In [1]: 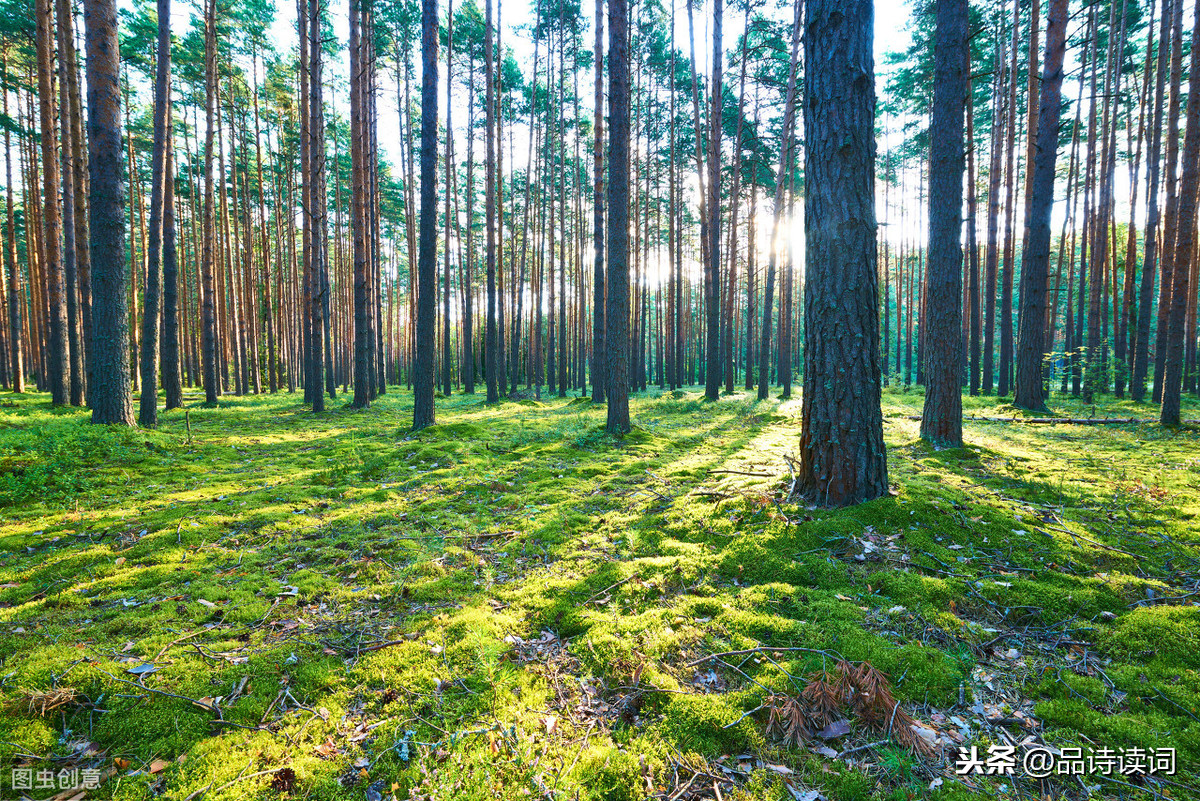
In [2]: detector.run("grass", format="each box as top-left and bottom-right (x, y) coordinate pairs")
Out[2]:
(0, 384), (1198, 800)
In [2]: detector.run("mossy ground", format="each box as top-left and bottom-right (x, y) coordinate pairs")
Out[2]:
(0, 385), (1198, 800)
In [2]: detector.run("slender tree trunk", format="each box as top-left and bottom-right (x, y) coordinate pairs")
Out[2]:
(484, 0), (498, 402)
(3, 55), (23, 393)
(36, 0), (68, 405)
(703, 0), (723, 402)
(1154, 0), (1184, 403)
(161, 132), (181, 409)
(199, 0), (219, 405)
(981, 16), (1005, 394)
(591, 0), (605, 402)
(757, 0), (801, 402)
(57, 0), (83, 406)
(351, 0), (371, 408)
(1161, 0), (1200, 425)
(997, 0), (1019, 396)
(966, 64), (981, 397)
(605, 0), (629, 433)
(413, 0), (439, 429)
(138, 0), (171, 425)
(1134, 0), (1171, 401)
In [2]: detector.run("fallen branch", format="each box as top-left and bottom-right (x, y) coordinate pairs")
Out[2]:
(687, 645), (844, 669)
(904, 415), (1200, 425)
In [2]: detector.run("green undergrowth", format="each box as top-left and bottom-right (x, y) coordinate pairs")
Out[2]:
(0, 385), (1198, 800)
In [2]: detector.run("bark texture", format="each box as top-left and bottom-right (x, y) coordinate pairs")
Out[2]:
(1014, 0), (1069, 411)
(921, 0), (967, 446)
(85, 0), (133, 424)
(797, 0), (888, 506)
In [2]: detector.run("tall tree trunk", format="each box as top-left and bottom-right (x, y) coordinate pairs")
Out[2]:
(36, 0), (68, 405)
(57, 0), (83, 406)
(1161, 0), (1200, 425)
(1154, 0), (1184, 403)
(605, 0), (629, 433)
(351, 0), (371, 408)
(442, 0), (453, 398)
(3, 54), (23, 394)
(1134, 0), (1170, 401)
(139, 0), (171, 425)
(84, 0), (133, 424)
(200, 0), (219, 405)
(920, 0), (967, 446)
(591, 0), (605, 402)
(798, 0), (888, 507)
(981, 14), (1005, 394)
(997, 0), (1019, 396)
(485, 0), (498, 402)
(757, 0), (801, 401)
(161, 133), (181, 409)
(966, 61), (981, 397)
(413, 0), (439, 429)
(703, 0), (723, 402)
(1014, 0), (1068, 411)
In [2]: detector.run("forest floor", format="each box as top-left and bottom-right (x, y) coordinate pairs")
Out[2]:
(0, 385), (1198, 801)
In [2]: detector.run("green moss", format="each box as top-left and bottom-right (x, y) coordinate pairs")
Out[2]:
(1105, 605), (1200, 667)
(574, 746), (648, 801)
(1, 388), (1198, 799)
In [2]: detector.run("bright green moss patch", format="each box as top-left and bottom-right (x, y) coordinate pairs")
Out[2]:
(1, 388), (1198, 799)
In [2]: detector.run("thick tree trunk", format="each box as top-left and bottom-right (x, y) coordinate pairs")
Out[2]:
(84, 0), (133, 424)
(798, 0), (888, 507)
(1014, 0), (1068, 411)
(920, 0), (967, 446)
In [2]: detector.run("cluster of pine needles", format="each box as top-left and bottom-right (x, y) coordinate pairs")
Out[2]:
(765, 661), (937, 757)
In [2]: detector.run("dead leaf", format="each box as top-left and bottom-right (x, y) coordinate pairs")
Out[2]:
(148, 760), (168, 774)
(816, 719), (851, 740)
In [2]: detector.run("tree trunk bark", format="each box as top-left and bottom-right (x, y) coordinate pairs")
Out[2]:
(1161, 0), (1200, 425)
(605, 0), (629, 433)
(920, 0), (967, 446)
(138, 0), (171, 425)
(84, 0), (133, 424)
(413, 0), (439, 429)
(798, 0), (888, 507)
(1014, 0), (1068, 411)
